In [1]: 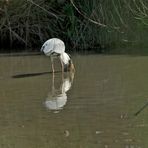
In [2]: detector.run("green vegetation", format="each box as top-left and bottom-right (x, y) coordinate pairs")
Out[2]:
(0, 0), (148, 53)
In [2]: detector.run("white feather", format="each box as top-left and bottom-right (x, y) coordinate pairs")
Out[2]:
(41, 38), (65, 56)
(60, 52), (70, 65)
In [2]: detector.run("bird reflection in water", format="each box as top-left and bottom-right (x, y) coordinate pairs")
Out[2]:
(44, 72), (75, 113)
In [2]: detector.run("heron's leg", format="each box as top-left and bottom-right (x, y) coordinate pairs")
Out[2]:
(51, 69), (55, 94)
(59, 57), (64, 81)
(51, 57), (55, 73)
(59, 57), (64, 73)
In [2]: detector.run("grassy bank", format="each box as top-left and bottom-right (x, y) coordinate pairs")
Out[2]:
(0, 0), (148, 53)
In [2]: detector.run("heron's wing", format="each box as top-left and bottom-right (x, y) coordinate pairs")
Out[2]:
(41, 38), (65, 56)
(52, 38), (65, 54)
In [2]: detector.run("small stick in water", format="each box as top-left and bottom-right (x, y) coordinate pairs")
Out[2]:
(134, 101), (148, 116)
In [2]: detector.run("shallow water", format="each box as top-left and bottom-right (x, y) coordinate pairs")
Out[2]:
(0, 54), (148, 148)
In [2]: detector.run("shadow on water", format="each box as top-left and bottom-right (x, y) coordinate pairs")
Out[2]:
(12, 71), (60, 78)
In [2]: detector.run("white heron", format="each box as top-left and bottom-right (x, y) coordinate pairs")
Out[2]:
(41, 38), (75, 73)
